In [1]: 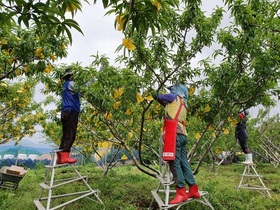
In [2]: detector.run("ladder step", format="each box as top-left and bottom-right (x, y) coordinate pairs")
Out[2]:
(39, 190), (93, 201)
(33, 199), (46, 210)
(39, 183), (50, 190)
(157, 189), (208, 197)
(151, 189), (168, 207)
(237, 186), (269, 190)
(39, 191), (98, 210)
(45, 163), (70, 168)
(242, 163), (255, 165)
(151, 189), (211, 209)
(39, 176), (88, 189)
(156, 175), (175, 185)
(241, 174), (260, 177)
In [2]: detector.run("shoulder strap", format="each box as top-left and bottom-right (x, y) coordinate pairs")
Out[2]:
(174, 98), (183, 120)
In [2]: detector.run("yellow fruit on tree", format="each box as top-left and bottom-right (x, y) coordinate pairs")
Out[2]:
(123, 38), (136, 51)
(104, 112), (112, 120)
(113, 87), (124, 99)
(136, 92), (144, 102)
(113, 101), (121, 109)
(204, 104), (211, 113)
(194, 132), (201, 140)
(189, 85), (195, 96)
(223, 128), (230, 134)
(125, 108), (133, 115)
(66, 3), (77, 12)
(144, 95), (154, 101)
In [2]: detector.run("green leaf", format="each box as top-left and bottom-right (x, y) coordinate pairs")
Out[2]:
(63, 19), (84, 35)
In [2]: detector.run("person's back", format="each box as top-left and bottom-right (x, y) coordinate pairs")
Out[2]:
(62, 80), (80, 113)
(235, 121), (248, 140)
(57, 68), (80, 164)
(235, 110), (252, 164)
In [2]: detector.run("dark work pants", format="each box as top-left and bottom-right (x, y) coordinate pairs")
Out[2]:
(169, 134), (196, 188)
(59, 110), (79, 152)
(238, 137), (250, 154)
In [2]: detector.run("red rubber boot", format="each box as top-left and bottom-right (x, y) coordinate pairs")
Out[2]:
(187, 184), (200, 199)
(56, 152), (77, 164)
(56, 151), (62, 164)
(170, 187), (188, 204)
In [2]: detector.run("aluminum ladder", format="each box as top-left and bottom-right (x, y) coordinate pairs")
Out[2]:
(236, 162), (271, 198)
(34, 150), (104, 210)
(148, 138), (214, 210)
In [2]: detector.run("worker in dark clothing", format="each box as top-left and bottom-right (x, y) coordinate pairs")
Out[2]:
(153, 84), (200, 204)
(57, 68), (80, 164)
(235, 110), (252, 164)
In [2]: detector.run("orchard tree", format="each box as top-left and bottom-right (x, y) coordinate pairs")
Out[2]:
(248, 110), (280, 167)
(1, 0), (279, 178)
(0, 0), (83, 144)
(40, 61), (163, 175)
(0, 0), (83, 43)
(188, 0), (280, 174)
(41, 0), (279, 177)
(0, 78), (44, 144)
(0, 24), (70, 145)
(0, 25), (69, 80)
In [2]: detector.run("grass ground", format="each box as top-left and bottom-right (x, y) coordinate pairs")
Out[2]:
(0, 163), (279, 210)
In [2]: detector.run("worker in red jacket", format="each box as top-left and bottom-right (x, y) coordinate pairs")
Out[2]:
(235, 110), (253, 164)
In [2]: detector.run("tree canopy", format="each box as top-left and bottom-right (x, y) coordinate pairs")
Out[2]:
(1, 0), (279, 177)
(0, 0), (84, 43)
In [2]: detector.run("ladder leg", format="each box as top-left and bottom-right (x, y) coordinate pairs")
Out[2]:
(46, 151), (58, 210)
(238, 165), (247, 187)
(151, 137), (214, 209)
(151, 160), (214, 209)
(246, 165), (251, 186)
(34, 150), (104, 210)
(164, 164), (171, 206)
(201, 195), (215, 210)
(237, 164), (271, 198)
(251, 165), (272, 198)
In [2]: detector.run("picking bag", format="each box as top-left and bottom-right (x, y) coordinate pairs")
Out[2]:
(162, 119), (178, 160)
(162, 98), (183, 161)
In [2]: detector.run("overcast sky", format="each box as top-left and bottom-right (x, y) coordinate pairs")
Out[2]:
(59, 2), (124, 66)
(58, 0), (228, 66)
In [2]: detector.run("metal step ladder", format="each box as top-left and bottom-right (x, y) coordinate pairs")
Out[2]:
(149, 138), (214, 210)
(236, 163), (271, 198)
(34, 150), (104, 210)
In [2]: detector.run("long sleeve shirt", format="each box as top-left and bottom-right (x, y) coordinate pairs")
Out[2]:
(62, 80), (81, 113)
(235, 120), (248, 141)
(157, 93), (187, 135)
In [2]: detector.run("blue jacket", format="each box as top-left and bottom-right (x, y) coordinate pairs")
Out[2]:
(62, 80), (80, 113)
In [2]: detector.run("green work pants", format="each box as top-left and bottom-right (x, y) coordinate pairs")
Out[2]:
(169, 134), (196, 188)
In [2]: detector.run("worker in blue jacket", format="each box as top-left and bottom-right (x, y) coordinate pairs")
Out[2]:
(57, 68), (80, 164)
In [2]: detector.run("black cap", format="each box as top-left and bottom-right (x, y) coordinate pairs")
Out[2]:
(62, 68), (73, 80)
